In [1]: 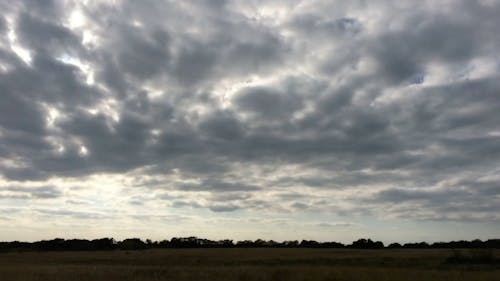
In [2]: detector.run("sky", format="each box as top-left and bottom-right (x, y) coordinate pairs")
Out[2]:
(0, 0), (500, 244)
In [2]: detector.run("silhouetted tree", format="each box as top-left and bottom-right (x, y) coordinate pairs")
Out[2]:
(402, 242), (429, 249)
(300, 240), (320, 248)
(235, 240), (254, 247)
(387, 243), (402, 249)
(322, 241), (345, 248)
(1, 237), (500, 251)
(282, 240), (299, 247)
(349, 238), (384, 249)
(118, 238), (146, 250)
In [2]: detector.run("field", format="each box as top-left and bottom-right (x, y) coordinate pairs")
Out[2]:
(0, 248), (499, 281)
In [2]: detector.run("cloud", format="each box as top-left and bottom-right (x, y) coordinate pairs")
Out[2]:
(16, 12), (81, 56)
(209, 204), (241, 213)
(315, 222), (356, 228)
(0, 185), (62, 199)
(365, 176), (500, 221)
(198, 110), (245, 140)
(171, 200), (203, 209)
(233, 85), (304, 119)
(0, 16), (5, 33)
(178, 179), (261, 192)
(35, 208), (108, 220)
(0, 0), (499, 233)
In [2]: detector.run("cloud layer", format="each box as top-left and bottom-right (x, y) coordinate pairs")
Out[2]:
(0, 0), (499, 242)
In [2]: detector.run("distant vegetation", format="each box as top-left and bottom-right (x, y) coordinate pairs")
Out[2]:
(1, 237), (500, 252)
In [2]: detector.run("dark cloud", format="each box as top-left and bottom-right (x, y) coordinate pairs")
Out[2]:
(198, 110), (245, 140)
(114, 26), (170, 80)
(221, 31), (287, 76)
(0, 92), (47, 134)
(18, 0), (65, 20)
(233, 86), (303, 119)
(172, 42), (217, 85)
(16, 12), (81, 56)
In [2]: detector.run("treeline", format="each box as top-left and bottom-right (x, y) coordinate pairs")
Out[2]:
(1, 237), (500, 252)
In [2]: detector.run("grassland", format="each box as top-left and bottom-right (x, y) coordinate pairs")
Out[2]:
(0, 248), (499, 280)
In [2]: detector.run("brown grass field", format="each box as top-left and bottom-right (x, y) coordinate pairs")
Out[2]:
(0, 248), (499, 280)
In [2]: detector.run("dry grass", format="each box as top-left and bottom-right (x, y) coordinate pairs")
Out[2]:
(0, 248), (499, 280)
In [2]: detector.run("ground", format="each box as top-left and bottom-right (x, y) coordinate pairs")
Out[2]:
(0, 248), (499, 280)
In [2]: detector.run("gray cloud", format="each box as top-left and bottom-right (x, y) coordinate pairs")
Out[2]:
(289, 15), (362, 38)
(116, 28), (170, 80)
(209, 204), (241, 212)
(0, 0), (499, 226)
(35, 208), (109, 220)
(199, 110), (245, 140)
(0, 16), (5, 33)
(179, 179), (261, 192)
(16, 12), (81, 56)
(315, 222), (355, 228)
(171, 200), (203, 209)
(0, 185), (62, 199)
(233, 85), (304, 119)
(373, 188), (471, 204)
(365, 176), (500, 221)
